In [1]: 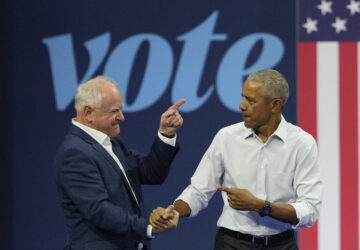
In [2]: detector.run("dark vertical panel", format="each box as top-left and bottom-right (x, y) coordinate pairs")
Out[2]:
(0, 0), (13, 249)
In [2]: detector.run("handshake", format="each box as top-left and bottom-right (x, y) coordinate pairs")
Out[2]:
(149, 205), (180, 236)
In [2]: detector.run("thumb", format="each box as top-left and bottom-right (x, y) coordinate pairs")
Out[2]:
(163, 205), (174, 219)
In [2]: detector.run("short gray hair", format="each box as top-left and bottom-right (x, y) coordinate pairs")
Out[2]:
(74, 75), (118, 112)
(247, 69), (289, 105)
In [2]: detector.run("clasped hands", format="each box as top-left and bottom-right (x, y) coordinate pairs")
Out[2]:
(149, 205), (179, 236)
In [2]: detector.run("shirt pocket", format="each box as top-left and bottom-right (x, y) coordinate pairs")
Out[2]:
(267, 170), (294, 203)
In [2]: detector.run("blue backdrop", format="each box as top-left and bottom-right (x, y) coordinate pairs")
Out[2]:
(1, 1), (296, 249)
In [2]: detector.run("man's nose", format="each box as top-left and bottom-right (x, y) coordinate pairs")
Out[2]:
(117, 111), (125, 121)
(239, 100), (246, 111)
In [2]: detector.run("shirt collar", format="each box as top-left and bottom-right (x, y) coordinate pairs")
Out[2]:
(272, 115), (287, 142)
(243, 115), (287, 143)
(72, 119), (111, 146)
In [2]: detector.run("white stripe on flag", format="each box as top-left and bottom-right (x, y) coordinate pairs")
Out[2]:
(317, 42), (340, 250)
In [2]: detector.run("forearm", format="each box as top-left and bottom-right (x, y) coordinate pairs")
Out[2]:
(253, 199), (298, 225)
(270, 203), (299, 225)
(174, 200), (191, 217)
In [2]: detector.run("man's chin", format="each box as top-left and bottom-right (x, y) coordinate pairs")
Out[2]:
(244, 121), (254, 129)
(110, 127), (120, 138)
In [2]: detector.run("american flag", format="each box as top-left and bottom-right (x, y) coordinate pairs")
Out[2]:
(298, 0), (360, 250)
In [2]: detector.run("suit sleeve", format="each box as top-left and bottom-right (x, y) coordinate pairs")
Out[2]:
(56, 147), (148, 241)
(118, 136), (180, 185)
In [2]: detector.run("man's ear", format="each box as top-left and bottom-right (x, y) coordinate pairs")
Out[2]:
(83, 106), (94, 123)
(271, 98), (283, 112)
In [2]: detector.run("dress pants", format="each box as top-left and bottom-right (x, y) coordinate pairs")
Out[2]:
(214, 228), (298, 250)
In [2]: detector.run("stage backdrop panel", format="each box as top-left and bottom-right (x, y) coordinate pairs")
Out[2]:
(3, 1), (297, 249)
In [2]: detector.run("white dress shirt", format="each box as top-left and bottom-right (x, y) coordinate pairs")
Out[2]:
(176, 116), (322, 236)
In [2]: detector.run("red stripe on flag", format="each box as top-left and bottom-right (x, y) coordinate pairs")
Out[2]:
(297, 42), (318, 250)
(339, 42), (359, 250)
(298, 43), (317, 139)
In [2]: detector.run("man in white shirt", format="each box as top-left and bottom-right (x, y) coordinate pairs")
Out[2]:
(54, 76), (184, 250)
(150, 69), (322, 250)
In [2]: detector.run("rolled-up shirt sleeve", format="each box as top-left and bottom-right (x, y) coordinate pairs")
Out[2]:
(291, 139), (322, 229)
(176, 185), (211, 217)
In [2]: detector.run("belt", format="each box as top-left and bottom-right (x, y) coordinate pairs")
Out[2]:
(219, 227), (294, 247)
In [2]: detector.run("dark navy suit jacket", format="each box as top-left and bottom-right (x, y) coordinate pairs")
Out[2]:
(54, 124), (179, 250)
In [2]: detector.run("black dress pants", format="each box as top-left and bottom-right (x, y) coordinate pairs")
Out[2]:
(214, 228), (298, 250)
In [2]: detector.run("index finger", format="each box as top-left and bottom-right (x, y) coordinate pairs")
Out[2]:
(169, 99), (186, 110)
(217, 186), (232, 193)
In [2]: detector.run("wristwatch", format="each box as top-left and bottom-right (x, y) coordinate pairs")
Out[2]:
(259, 200), (272, 217)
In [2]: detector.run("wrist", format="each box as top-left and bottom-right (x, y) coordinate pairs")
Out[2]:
(259, 200), (272, 217)
(159, 131), (175, 138)
(253, 199), (265, 213)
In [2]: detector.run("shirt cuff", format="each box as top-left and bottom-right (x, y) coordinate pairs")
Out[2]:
(147, 224), (155, 239)
(290, 202), (312, 229)
(158, 131), (176, 147)
(175, 191), (200, 217)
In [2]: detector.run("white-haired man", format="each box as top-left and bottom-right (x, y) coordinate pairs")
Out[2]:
(54, 76), (185, 250)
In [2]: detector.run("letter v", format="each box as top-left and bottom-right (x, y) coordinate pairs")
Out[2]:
(42, 32), (110, 111)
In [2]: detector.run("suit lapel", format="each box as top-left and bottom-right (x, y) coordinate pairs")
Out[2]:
(93, 142), (140, 208)
(110, 139), (140, 202)
(69, 125), (140, 209)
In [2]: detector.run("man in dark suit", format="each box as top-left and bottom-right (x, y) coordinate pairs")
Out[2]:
(54, 75), (185, 250)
